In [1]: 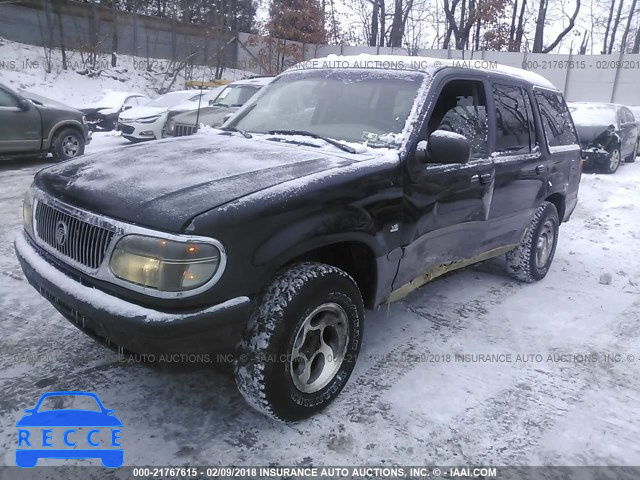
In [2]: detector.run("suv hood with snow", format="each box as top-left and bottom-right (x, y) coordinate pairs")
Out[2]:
(35, 132), (377, 232)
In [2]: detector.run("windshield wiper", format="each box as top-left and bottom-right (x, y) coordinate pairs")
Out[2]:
(219, 126), (252, 138)
(267, 129), (356, 154)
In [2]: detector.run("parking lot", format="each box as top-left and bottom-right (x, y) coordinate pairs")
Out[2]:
(0, 135), (639, 471)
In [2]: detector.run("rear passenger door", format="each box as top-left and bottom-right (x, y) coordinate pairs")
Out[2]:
(533, 88), (581, 222)
(486, 82), (546, 248)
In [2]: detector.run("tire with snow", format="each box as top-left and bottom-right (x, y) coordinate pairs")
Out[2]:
(506, 201), (559, 283)
(602, 147), (621, 174)
(235, 262), (364, 421)
(51, 127), (85, 162)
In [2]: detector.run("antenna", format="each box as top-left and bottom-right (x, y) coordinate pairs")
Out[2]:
(194, 64), (206, 132)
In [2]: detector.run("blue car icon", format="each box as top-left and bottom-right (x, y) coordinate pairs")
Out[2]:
(16, 391), (123, 468)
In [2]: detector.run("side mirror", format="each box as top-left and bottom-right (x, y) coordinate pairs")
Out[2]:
(17, 98), (31, 111)
(122, 105), (133, 111)
(416, 130), (471, 164)
(222, 113), (233, 124)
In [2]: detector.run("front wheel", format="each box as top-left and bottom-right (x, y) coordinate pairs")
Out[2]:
(506, 201), (559, 283)
(51, 128), (85, 162)
(602, 147), (621, 173)
(235, 262), (364, 421)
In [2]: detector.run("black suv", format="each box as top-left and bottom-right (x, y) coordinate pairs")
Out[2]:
(0, 83), (90, 161)
(16, 58), (581, 421)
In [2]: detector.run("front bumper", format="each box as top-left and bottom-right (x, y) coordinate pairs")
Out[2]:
(15, 233), (250, 357)
(117, 117), (165, 140)
(581, 147), (609, 168)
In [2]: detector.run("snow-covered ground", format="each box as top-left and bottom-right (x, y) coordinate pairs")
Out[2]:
(0, 38), (250, 106)
(0, 132), (639, 474)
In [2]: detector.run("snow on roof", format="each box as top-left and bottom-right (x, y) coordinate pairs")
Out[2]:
(287, 54), (558, 90)
(80, 90), (143, 108)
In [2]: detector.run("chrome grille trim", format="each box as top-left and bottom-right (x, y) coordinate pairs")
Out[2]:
(34, 195), (117, 274)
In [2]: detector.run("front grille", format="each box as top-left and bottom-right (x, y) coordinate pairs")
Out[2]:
(118, 122), (134, 134)
(175, 124), (197, 137)
(35, 201), (115, 270)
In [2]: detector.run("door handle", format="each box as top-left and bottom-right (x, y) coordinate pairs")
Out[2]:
(471, 173), (492, 185)
(535, 164), (546, 175)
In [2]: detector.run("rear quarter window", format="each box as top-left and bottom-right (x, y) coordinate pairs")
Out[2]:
(534, 90), (578, 148)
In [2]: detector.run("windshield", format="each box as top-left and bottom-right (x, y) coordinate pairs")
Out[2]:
(569, 104), (616, 126)
(211, 85), (260, 107)
(147, 92), (194, 108)
(231, 69), (426, 146)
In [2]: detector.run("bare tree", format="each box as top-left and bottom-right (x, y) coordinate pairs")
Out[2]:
(532, 0), (581, 53)
(620, 0), (638, 51)
(603, 0), (616, 52)
(388, 0), (415, 47)
(607, 0), (625, 53)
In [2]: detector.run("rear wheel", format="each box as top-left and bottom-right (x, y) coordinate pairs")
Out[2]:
(602, 147), (621, 173)
(506, 201), (559, 283)
(51, 127), (85, 162)
(235, 262), (364, 421)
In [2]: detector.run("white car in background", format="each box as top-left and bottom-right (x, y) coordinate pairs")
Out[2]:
(169, 87), (225, 115)
(117, 90), (200, 142)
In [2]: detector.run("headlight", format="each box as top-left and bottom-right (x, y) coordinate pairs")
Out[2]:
(137, 115), (161, 124)
(23, 188), (34, 237)
(166, 121), (175, 133)
(82, 115), (88, 125)
(109, 235), (223, 292)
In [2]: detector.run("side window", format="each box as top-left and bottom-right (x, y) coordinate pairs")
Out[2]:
(0, 87), (19, 107)
(427, 79), (488, 159)
(534, 90), (578, 147)
(492, 83), (532, 154)
(621, 107), (633, 123)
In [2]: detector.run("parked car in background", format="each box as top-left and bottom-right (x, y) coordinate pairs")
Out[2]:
(0, 82), (90, 161)
(163, 87), (224, 130)
(79, 91), (150, 132)
(17, 57), (581, 421)
(568, 102), (639, 173)
(117, 90), (199, 142)
(165, 77), (272, 137)
(168, 87), (225, 115)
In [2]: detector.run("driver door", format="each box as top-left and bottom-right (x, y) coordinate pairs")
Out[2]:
(0, 86), (41, 154)
(394, 76), (496, 289)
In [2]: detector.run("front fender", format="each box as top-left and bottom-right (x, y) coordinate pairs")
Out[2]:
(253, 206), (383, 266)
